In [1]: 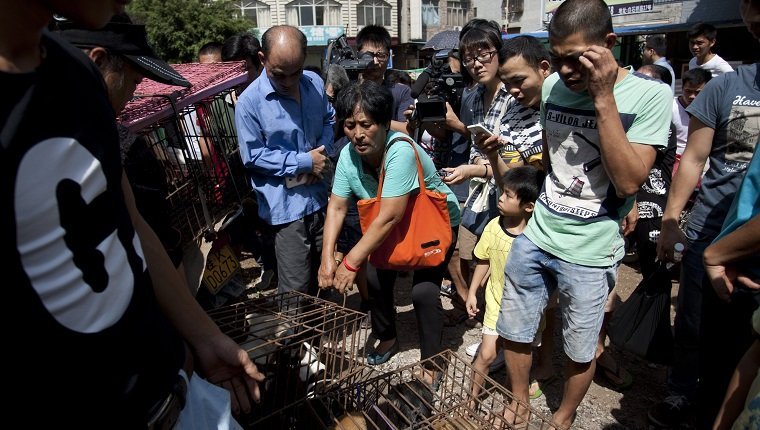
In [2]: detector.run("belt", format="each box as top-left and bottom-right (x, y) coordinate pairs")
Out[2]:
(147, 344), (194, 430)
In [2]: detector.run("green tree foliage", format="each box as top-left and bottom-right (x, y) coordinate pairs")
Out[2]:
(128, 0), (251, 63)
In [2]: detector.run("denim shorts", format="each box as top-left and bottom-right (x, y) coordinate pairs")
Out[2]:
(496, 235), (616, 363)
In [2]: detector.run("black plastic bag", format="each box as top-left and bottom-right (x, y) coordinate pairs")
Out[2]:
(608, 263), (674, 364)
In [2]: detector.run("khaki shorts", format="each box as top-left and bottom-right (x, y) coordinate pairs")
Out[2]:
(457, 224), (478, 261)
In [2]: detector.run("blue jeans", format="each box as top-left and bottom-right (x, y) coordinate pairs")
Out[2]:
(668, 229), (711, 400)
(496, 235), (616, 363)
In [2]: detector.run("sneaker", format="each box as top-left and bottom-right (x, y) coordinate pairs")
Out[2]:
(648, 395), (691, 428)
(466, 342), (480, 357)
(465, 343), (504, 372)
(440, 281), (455, 297)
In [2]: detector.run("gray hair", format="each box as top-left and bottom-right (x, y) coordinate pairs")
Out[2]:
(325, 64), (349, 95)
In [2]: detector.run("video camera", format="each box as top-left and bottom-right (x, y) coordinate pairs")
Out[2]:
(411, 49), (464, 123)
(323, 34), (375, 79)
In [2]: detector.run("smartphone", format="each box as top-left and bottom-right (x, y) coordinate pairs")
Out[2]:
(467, 123), (494, 137)
(438, 169), (452, 178)
(286, 174), (309, 189)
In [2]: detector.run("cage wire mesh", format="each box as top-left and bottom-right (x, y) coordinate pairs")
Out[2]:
(269, 350), (558, 430)
(206, 291), (370, 428)
(118, 62), (250, 245)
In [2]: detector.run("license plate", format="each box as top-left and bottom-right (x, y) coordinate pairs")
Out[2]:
(202, 245), (240, 295)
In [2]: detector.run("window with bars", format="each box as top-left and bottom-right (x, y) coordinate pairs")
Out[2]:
(357, 0), (392, 27)
(446, 1), (468, 27)
(286, 0), (341, 26)
(233, 1), (270, 27)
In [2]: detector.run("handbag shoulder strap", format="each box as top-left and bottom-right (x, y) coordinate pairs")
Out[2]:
(376, 136), (426, 199)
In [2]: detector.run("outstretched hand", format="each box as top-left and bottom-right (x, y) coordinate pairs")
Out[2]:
(194, 333), (266, 416)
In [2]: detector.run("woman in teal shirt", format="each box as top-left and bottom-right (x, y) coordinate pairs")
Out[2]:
(318, 81), (460, 382)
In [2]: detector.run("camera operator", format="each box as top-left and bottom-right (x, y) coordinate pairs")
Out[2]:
(410, 48), (466, 169)
(354, 25), (415, 133)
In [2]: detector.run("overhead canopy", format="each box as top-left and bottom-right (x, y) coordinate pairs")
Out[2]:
(505, 19), (745, 40)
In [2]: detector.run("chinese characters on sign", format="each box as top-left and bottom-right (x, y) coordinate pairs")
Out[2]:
(544, 0), (654, 22)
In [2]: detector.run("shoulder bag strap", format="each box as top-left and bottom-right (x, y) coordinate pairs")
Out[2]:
(375, 136), (425, 199)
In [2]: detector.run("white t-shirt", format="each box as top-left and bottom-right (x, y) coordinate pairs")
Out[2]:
(672, 96), (690, 156)
(688, 54), (734, 77)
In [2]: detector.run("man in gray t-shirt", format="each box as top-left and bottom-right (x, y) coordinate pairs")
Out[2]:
(652, 58), (759, 430)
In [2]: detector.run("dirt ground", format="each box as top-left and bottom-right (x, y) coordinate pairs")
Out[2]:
(237, 255), (677, 429)
(331, 259), (676, 430)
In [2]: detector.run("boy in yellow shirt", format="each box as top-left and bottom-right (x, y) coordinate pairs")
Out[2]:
(466, 166), (545, 401)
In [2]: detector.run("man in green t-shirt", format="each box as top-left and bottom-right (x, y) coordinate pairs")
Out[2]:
(494, 0), (671, 427)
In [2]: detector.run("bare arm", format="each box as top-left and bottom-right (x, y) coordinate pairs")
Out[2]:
(122, 173), (265, 411)
(318, 194), (349, 290)
(703, 214), (760, 301)
(581, 46), (658, 197)
(657, 118), (713, 260)
(466, 261), (490, 317)
(332, 194), (410, 292)
(712, 340), (760, 430)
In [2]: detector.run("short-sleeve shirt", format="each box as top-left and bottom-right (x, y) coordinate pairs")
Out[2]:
(527, 69), (672, 266)
(3, 33), (184, 426)
(688, 54), (734, 78)
(497, 98), (543, 168)
(685, 63), (760, 240)
(332, 131), (461, 226)
(473, 217), (518, 330)
(637, 123), (677, 219)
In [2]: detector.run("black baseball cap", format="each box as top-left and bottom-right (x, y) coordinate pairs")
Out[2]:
(57, 15), (191, 87)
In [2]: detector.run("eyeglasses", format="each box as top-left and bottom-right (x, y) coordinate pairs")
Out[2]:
(462, 50), (497, 67)
(361, 50), (389, 61)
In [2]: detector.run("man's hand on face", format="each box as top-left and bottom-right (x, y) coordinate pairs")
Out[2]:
(578, 45), (619, 99)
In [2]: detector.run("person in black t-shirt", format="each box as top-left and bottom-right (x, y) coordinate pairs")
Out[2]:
(2, 1), (264, 427)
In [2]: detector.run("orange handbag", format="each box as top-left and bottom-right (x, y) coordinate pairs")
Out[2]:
(357, 137), (452, 271)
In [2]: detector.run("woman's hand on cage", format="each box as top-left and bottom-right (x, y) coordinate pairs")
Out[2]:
(333, 262), (357, 294)
(318, 257), (338, 290)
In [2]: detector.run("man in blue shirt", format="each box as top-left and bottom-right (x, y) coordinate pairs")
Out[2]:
(235, 25), (335, 294)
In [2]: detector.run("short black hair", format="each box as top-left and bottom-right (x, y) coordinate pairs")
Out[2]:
(501, 166), (545, 205)
(688, 22), (718, 41)
(198, 41), (223, 58)
(644, 35), (667, 57)
(548, 0), (612, 45)
(260, 25), (307, 57)
(222, 32), (261, 62)
(335, 80), (394, 128)
(681, 67), (712, 87)
(356, 25), (392, 52)
(459, 21), (502, 59)
(498, 35), (550, 68)
(325, 64), (349, 96)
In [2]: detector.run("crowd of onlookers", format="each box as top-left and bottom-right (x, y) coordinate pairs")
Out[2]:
(5, 0), (758, 428)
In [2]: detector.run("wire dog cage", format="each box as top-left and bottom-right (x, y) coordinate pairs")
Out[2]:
(118, 62), (250, 246)
(206, 291), (370, 428)
(271, 349), (558, 430)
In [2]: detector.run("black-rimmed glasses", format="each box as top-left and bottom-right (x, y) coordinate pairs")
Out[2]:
(360, 50), (390, 61)
(462, 50), (497, 67)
